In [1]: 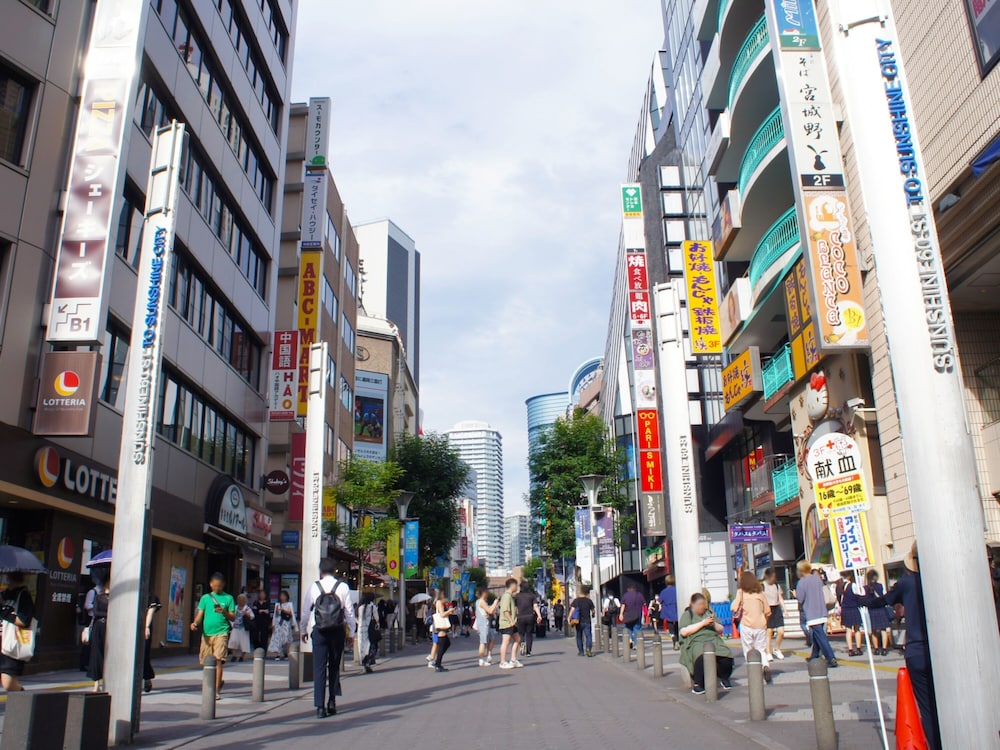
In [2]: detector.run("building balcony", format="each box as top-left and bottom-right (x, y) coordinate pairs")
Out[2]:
(762, 343), (794, 401)
(750, 454), (793, 510)
(729, 16), (769, 110)
(772, 458), (800, 510)
(748, 206), (800, 299)
(693, 0), (721, 40)
(739, 106), (783, 198)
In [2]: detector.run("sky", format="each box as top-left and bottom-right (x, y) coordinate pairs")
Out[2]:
(290, 2), (664, 516)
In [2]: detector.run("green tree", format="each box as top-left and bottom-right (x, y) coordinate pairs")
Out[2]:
(528, 409), (629, 560)
(521, 557), (543, 585)
(392, 432), (471, 569)
(467, 566), (488, 591)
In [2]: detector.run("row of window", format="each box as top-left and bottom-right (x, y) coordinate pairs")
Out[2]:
(167, 248), (263, 389)
(322, 275), (338, 321)
(325, 211), (342, 262)
(0, 62), (33, 166)
(214, 0), (281, 131)
(340, 376), (353, 412)
(152, 0), (276, 210)
(341, 314), (355, 355)
(253, 0), (289, 62)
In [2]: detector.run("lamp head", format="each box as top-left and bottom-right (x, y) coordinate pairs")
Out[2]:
(578, 474), (607, 503)
(395, 490), (415, 520)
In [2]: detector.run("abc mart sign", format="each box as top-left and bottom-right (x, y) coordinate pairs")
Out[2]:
(34, 445), (117, 505)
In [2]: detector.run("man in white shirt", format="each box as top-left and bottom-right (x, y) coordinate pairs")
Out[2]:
(302, 558), (356, 719)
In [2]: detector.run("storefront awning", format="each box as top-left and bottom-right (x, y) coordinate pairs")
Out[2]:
(203, 524), (270, 556)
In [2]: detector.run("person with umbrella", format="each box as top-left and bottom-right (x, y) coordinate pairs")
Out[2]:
(85, 550), (112, 692)
(0, 545), (45, 692)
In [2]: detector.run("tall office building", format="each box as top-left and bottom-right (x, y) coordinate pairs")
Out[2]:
(504, 514), (532, 569)
(353, 219), (421, 386)
(525, 392), (569, 455)
(0, 0), (294, 668)
(446, 421), (504, 570)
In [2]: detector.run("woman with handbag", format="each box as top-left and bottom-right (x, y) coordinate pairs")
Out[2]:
(228, 593), (254, 662)
(733, 571), (773, 683)
(0, 573), (35, 692)
(431, 590), (455, 672)
(267, 590), (297, 660)
(86, 569), (111, 692)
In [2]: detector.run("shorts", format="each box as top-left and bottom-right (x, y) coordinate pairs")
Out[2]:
(766, 608), (785, 629)
(200, 633), (229, 664)
(478, 624), (496, 645)
(432, 632), (439, 644)
(499, 626), (516, 636)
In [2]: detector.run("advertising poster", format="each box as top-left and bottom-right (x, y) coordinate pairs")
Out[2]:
(574, 508), (592, 582)
(597, 516), (616, 564)
(631, 328), (655, 370)
(403, 521), (420, 580)
(681, 241), (722, 354)
(167, 566), (186, 643)
(829, 512), (873, 570)
(386, 527), (400, 580)
(807, 431), (871, 517)
(354, 371), (389, 462)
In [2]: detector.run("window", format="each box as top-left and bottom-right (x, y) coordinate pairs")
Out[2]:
(0, 63), (34, 165)
(664, 219), (686, 243)
(344, 258), (357, 298)
(325, 212), (341, 261)
(214, 0), (283, 128)
(325, 423), (334, 456)
(340, 375), (353, 411)
(662, 192), (684, 216)
(99, 322), (130, 409)
(114, 190), (145, 268)
(659, 165), (681, 188)
(341, 314), (355, 355)
(326, 353), (336, 390)
(321, 276), (338, 320)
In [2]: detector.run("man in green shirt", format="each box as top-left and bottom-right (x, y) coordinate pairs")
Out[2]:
(191, 572), (235, 700)
(497, 578), (522, 669)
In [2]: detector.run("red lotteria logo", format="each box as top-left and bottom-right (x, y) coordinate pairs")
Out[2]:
(36, 447), (60, 488)
(53, 371), (81, 397)
(56, 537), (75, 569)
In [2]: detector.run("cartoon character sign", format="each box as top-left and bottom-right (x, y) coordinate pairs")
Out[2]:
(805, 371), (829, 421)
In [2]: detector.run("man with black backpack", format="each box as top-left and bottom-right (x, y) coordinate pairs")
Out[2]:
(302, 558), (356, 719)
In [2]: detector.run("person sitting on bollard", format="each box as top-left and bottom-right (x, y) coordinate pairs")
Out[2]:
(191, 572), (236, 701)
(733, 571), (773, 683)
(679, 593), (734, 694)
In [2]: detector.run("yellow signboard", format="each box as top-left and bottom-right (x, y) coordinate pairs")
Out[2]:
(296, 250), (323, 416)
(722, 347), (762, 412)
(784, 258), (822, 380)
(386, 527), (400, 580)
(682, 240), (722, 354)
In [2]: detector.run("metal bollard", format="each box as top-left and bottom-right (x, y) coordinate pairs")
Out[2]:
(653, 634), (664, 677)
(612, 628), (620, 658)
(252, 648), (265, 703)
(637, 632), (646, 671)
(200, 655), (216, 720)
(746, 648), (766, 721)
(388, 627), (396, 653)
(703, 641), (718, 702)
(808, 659), (837, 750)
(622, 631), (632, 664)
(288, 641), (300, 690)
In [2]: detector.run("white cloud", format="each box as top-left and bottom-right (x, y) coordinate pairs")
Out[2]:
(291, 1), (663, 516)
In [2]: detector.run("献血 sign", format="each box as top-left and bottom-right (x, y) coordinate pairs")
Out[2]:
(806, 432), (871, 517)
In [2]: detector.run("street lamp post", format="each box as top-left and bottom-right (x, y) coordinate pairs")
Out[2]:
(579, 474), (607, 647)
(394, 491), (415, 647)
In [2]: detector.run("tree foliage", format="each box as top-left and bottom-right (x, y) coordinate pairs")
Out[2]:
(528, 409), (629, 560)
(323, 458), (404, 563)
(392, 432), (471, 569)
(467, 566), (488, 591)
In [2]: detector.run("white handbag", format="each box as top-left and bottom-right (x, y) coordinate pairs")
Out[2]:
(2, 592), (36, 661)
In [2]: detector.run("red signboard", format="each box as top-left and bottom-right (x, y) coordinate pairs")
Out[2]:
(289, 432), (306, 521)
(628, 291), (651, 326)
(269, 330), (299, 421)
(639, 450), (664, 493)
(625, 252), (649, 291)
(636, 409), (661, 451)
(460, 537), (468, 559)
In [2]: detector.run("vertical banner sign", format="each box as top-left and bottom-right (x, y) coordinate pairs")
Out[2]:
(166, 566), (186, 643)
(306, 97), (331, 167)
(33, 351), (100, 436)
(828, 511), (873, 570)
(300, 167), (327, 250)
(386, 530), (400, 580)
(300, 343), (327, 651)
(105, 122), (185, 743)
(269, 331), (298, 421)
(766, 0), (868, 357)
(403, 521), (420, 579)
(354, 371), (389, 461)
(47, 0), (150, 344)
(722, 347), (763, 411)
(597, 516), (615, 564)
(784, 258), (821, 378)
(296, 251), (323, 416)
(574, 508), (593, 585)
(289, 432), (306, 521)
(681, 241), (722, 354)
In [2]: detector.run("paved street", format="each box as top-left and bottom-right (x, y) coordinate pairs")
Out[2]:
(1, 629), (900, 748)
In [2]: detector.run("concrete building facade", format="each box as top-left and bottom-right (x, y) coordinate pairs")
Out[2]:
(445, 420), (504, 570)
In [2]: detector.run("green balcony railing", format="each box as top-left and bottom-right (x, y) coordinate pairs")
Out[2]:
(773, 458), (799, 508)
(718, 0), (731, 31)
(738, 106), (784, 197)
(728, 15), (769, 107)
(749, 207), (800, 289)
(762, 343), (793, 401)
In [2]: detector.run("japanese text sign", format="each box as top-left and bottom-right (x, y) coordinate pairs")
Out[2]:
(722, 346), (762, 411)
(728, 522), (772, 544)
(829, 512), (873, 570)
(621, 184), (642, 218)
(807, 432), (871, 517)
(269, 331), (299, 421)
(297, 251), (323, 416)
(682, 241), (722, 354)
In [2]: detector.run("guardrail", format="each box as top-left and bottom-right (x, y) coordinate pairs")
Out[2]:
(762, 343), (794, 401)
(728, 15), (769, 108)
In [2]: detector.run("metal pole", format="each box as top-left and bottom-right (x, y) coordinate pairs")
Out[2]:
(808, 658), (837, 750)
(300, 343), (327, 669)
(860, 609), (890, 749)
(747, 648), (766, 721)
(288, 641), (300, 691)
(703, 641), (718, 702)
(398, 526), (406, 650)
(200, 655), (216, 720)
(251, 648), (265, 703)
(827, 3), (1000, 746)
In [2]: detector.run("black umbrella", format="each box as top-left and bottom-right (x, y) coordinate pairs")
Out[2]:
(0, 545), (48, 575)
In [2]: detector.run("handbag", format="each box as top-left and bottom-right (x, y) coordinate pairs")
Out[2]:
(732, 593), (744, 626)
(432, 613), (451, 631)
(2, 592), (36, 661)
(81, 624), (92, 644)
(568, 607), (580, 626)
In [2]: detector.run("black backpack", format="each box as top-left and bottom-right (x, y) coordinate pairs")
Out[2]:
(312, 579), (345, 631)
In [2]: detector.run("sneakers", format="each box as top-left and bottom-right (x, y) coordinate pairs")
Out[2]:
(764, 667), (773, 684)
(827, 659), (839, 669)
(427, 661), (436, 669)
(478, 659), (486, 667)
(720, 679), (733, 691)
(691, 684), (706, 695)
(512, 660), (524, 668)
(426, 655), (434, 661)
(773, 649), (785, 660)
(486, 656), (493, 665)
(499, 661), (515, 670)
(585, 649), (593, 657)
(577, 651), (585, 657)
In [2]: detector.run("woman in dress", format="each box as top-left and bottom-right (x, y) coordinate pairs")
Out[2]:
(432, 590), (454, 672)
(267, 590), (297, 659)
(679, 592), (734, 694)
(142, 593), (162, 692)
(838, 570), (865, 656)
(229, 593), (254, 662)
(358, 592), (379, 673)
(762, 568), (786, 660)
(732, 571), (773, 683)
(865, 569), (893, 655)
(87, 568), (111, 692)
(251, 589), (271, 651)
(0, 573), (35, 693)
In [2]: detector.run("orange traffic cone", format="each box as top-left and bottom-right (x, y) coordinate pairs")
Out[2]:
(896, 667), (928, 750)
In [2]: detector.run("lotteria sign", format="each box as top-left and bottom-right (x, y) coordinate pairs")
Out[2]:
(35, 446), (117, 504)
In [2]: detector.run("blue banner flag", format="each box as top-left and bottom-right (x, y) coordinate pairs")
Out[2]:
(404, 521), (420, 579)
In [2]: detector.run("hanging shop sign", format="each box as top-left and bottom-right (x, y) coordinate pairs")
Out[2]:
(35, 442), (118, 506)
(265, 470), (290, 495)
(33, 351), (100, 436)
(806, 431), (871, 517)
(728, 522), (772, 544)
(269, 331), (299, 421)
(681, 241), (722, 354)
(722, 346), (762, 412)
(307, 97), (331, 167)
(641, 493), (666, 537)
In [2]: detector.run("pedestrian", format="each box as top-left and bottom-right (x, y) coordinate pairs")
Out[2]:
(762, 568), (786, 660)
(86, 567), (111, 692)
(733, 571), (772, 683)
(358, 592), (380, 673)
(601, 589), (621, 646)
(461, 600), (472, 637)
(859, 543), (940, 749)
(552, 600), (565, 632)
(498, 578), (522, 669)
(432, 590), (454, 672)
(424, 594), (439, 668)
(515, 581), (541, 657)
(302, 557), (355, 719)
(795, 561), (838, 668)
(267, 589), (298, 659)
(864, 569), (892, 655)
(537, 600), (549, 638)
(142, 593), (162, 693)
(619, 583), (646, 647)
(648, 595), (662, 633)
(0, 573), (35, 693)
(190, 572), (236, 701)
(377, 598), (388, 630)
(838, 569), (865, 656)
(228, 593), (253, 662)
(251, 589), (271, 652)
(415, 600), (429, 641)
(475, 587), (498, 666)
(679, 592), (734, 694)
(569, 588), (596, 657)
(658, 575), (680, 650)
(76, 583), (97, 672)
